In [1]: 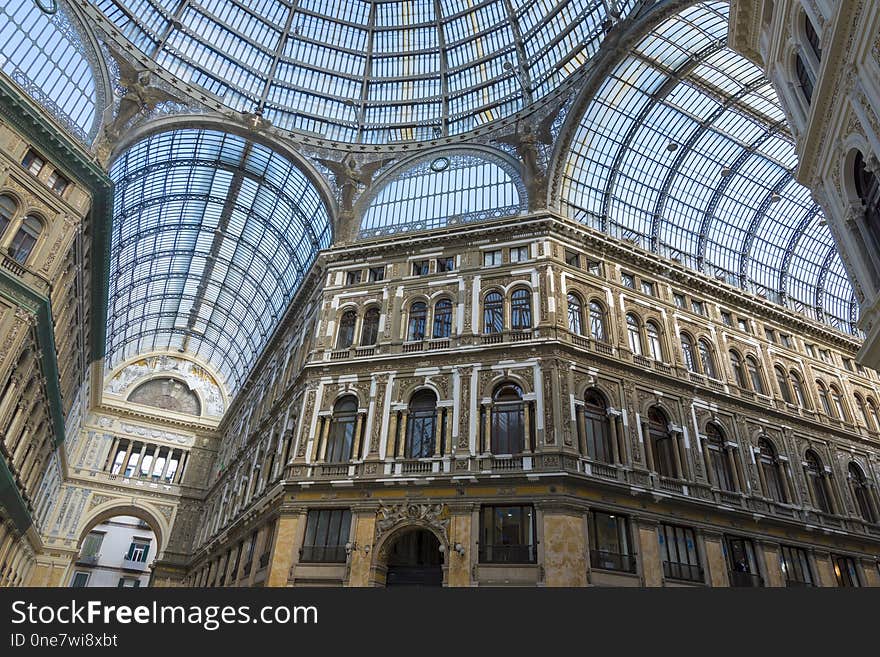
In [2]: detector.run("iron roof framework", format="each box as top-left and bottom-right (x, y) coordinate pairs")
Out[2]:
(107, 128), (332, 395)
(91, 0), (640, 144)
(560, 1), (856, 333)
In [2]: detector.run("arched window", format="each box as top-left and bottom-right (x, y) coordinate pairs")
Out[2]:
(804, 14), (821, 60)
(746, 356), (765, 394)
(407, 301), (427, 341)
(491, 384), (525, 455)
(589, 301), (607, 342)
(9, 215), (42, 264)
(336, 310), (357, 349)
(326, 396), (358, 463)
(868, 398), (880, 433)
(432, 299), (453, 338)
(758, 438), (787, 503)
(648, 407), (675, 478)
(680, 333), (697, 372)
(484, 291), (504, 334)
(804, 450), (831, 513)
(729, 351), (746, 388)
(0, 195), (16, 237)
(567, 293), (584, 335)
(816, 381), (833, 416)
(848, 463), (875, 523)
(795, 52), (813, 102)
(626, 313), (642, 355)
(360, 307), (380, 345)
(789, 371), (808, 407)
(855, 394), (871, 430)
(829, 385), (848, 421)
(705, 424), (736, 492)
(646, 321), (663, 361)
(406, 390), (437, 459)
(854, 151), (880, 239)
(583, 390), (612, 463)
(775, 366), (793, 404)
(510, 288), (532, 330)
(698, 339), (717, 379)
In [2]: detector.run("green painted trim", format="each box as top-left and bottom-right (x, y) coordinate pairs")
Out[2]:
(0, 270), (65, 448)
(0, 73), (112, 362)
(0, 452), (31, 534)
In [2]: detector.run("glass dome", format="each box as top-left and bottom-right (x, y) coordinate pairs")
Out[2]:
(92, 0), (638, 143)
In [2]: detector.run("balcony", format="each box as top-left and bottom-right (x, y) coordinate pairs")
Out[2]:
(590, 549), (637, 573)
(299, 545), (347, 563)
(728, 570), (763, 587)
(121, 557), (148, 572)
(662, 560), (703, 582)
(76, 554), (99, 567)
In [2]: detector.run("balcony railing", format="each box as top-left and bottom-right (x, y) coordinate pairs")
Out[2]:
(76, 554), (99, 567)
(728, 570), (763, 587)
(785, 578), (814, 587)
(590, 549), (637, 573)
(478, 544), (536, 564)
(663, 561), (703, 582)
(299, 545), (347, 563)
(121, 557), (148, 572)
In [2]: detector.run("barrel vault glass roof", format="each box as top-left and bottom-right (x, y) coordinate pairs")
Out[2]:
(0, 0), (101, 143)
(107, 129), (332, 394)
(560, 1), (857, 334)
(93, 0), (639, 143)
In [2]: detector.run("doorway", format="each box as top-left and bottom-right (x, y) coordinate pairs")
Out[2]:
(385, 529), (443, 587)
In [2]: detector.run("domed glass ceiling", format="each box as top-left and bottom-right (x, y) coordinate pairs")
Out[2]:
(93, 0), (638, 143)
(561, 1), (857, 333)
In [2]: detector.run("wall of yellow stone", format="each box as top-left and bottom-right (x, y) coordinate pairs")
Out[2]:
(703, 534), (729, 588)
(447, 512), (473, 587)
(347, 511), (378, 587)
(265, 512), (304, 587)
(541, 510), (587, 587)
(760, 543), (784, 587)
(637, 522), (663, 586)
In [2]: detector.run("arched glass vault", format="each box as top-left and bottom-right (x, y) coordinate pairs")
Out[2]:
(90, 0), (639, 143)
(560, 1), (856, 333)
(107, 129), (332, 395)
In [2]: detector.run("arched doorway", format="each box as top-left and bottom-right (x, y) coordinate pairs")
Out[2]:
(385, 529), (444, 587)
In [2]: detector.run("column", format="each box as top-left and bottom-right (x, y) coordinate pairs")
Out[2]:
(396, 410), (408, 458)
(445, 410), (453, 456)
(823, 474), (841, 515)
(608, 414), (620, 465)
(483, 404), (492, 454)
(778, 461), (793, 503)
(318, 417), (331, 462)
(433, 410), (443, 457)
(726, 448), (742, 492)
(174, 451), (188, 484)
(575, 406), (586, 457)
(804, 469), (819, 508)
(671, 430), (684, 479)
(353, 413), (364, 460)
(635, 519), (662, 587)
(103, 437), (120, 471)
(135, 442), (147, 477)
(159, 448), (172, 481)
(702, 441), (717, 488)
(522, 402), (532, 453)
(641, 421), (655, 472)
(120, 440), (134, 476)
(386, 411), (399, 459)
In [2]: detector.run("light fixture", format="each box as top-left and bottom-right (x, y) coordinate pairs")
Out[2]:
(666, 142), (678, 152)
(770, 192), (782, 203)
(720, 166), (732, 177)
(344, 541), (354, 555)
(454, 543), (465, 556)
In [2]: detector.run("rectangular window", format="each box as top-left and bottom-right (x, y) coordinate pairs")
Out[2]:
(721, 311), (733, 326)
(22, 148), (45, 176)
(641, 281), (655, 297)
(368, 266), (385, 282)
(117, 577), (140, 588)
(737, 318), (749, 332)
(586, 260), (603, 276)
(436, 256), (455, 272)
(564, 249), (580, 267)
(411, 260), (430, 276)
(843, 358), (854, 372)
(725, 536), (762, 587)
(820, 349), (832, 364)
(691, 300), (705, 316)
(658, 524), (703, 582)
(479, 505), (536, 564)
(71, 572), (89, 588)
(47, 170), (69, 195)
(589, 511), (635, 573)
(832, 554), (860, 587)
(780, 333), (792, 348)
(673, 293), (686, 309)
(765, 328), (776, 343)
(621, 272), (635, 289)
(510, 245), (529, 263)
(301, 509), (351, 563)
(483, 250), (502, 267)
(126, 540), (150, 563)
(805, 343), (816, 358)
(81, 531), (104, 558)
(780, 545), (814, 586)
(345, 270), (362, 285)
